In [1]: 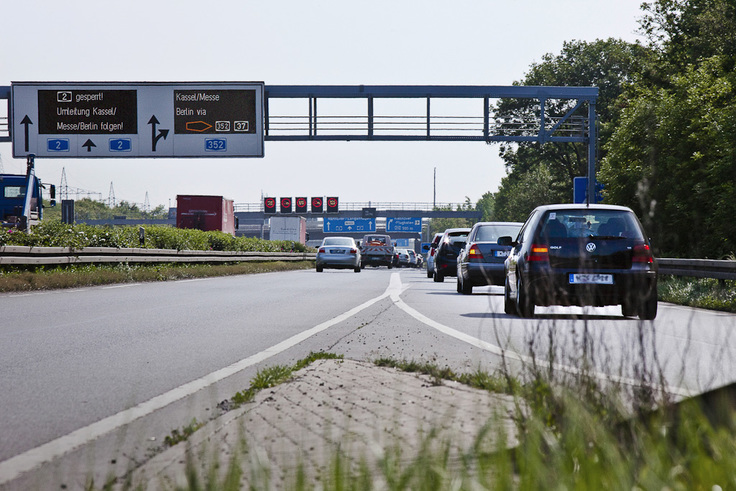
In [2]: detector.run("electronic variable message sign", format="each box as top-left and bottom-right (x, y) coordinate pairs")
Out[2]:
(11, 82), (264, 158)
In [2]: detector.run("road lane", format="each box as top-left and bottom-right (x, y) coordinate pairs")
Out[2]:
(3, 266), (736, 488)
(0, 269), (390, 463)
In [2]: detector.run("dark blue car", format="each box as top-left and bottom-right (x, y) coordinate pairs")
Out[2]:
(456, 222), (523, 294)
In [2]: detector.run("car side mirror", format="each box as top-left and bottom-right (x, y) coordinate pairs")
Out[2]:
(497, 236), (514, 246)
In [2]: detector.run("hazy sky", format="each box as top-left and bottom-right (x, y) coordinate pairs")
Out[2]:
(1, 0), (645, 209)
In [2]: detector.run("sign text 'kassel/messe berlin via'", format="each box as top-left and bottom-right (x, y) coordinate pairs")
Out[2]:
(323, 218), (376, 234)
(10, 82), (264, 158)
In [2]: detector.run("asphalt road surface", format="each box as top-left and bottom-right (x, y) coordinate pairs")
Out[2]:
(1, 267), (735, 487)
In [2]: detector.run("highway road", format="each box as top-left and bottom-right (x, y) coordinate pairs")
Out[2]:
(1, 267), (735, 487)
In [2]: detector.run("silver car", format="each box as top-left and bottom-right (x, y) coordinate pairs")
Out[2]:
(316, 237), (362, 273)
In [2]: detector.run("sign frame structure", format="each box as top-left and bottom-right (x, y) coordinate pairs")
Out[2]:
(386, 217), (422, 233)
(10, 81), (264, 159)
(323, 217), (376, 234)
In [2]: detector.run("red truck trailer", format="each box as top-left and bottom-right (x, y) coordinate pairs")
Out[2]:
(176, 195), (236, 235)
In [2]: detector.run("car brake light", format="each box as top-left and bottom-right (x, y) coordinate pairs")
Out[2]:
(528, 244), (549, 262)
(632, 243), (654, 263)
(468, 244), (483, 259)
(349, 248), (357, 254)
(319, 247), (326, 253)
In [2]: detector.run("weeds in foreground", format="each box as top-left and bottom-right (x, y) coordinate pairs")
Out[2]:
(138, 338), (736, 489)
(229, 352), (343, 408)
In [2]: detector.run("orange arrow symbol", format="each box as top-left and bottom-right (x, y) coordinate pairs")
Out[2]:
(186, 121), (213, 132)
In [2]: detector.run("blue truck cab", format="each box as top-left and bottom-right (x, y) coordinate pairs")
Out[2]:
(0, 172), (55, 229)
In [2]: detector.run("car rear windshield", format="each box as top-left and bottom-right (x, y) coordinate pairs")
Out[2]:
(537, 209), (644, 241)
(475, 224), (521, 242)
(323, 238), (354, 246)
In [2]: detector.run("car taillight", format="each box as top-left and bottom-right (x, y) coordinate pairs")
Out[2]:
(430, 249), (436, 256)
(319, 247), (326, 253)
(632, 243), (654, 263)
(468, 244), (483, 259)
(528, 244), (549, 262)
(349, 248), (357, 254)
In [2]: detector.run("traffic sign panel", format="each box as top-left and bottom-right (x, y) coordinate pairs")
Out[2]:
(323, 217), (376, 233)
(386, 217), (422, 233)
(11, 82), (264, 158)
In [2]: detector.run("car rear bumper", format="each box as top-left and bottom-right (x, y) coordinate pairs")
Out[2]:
(463, 262), (505, 286)
(362, 255), (393, 266)
(316, 255), (360, 268)
(525, 266), (657, 307)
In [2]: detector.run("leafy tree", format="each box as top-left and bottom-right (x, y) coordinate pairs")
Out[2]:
(602, 56), (736, 257)
(475, 192), (495, 221)
(493, 165), (565, 222)
(429, 197), (475, 235)
(492, 39), (651, 219)
(601, 0), (736, 257)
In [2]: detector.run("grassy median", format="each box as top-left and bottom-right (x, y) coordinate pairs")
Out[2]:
(0, 261), (315, 292)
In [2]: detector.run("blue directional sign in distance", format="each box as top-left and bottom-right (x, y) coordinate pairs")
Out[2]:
(386, 217), (422, 233)
(323, 217), (376, 233)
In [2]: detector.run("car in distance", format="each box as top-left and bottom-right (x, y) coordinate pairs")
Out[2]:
(426, 232), (443, 278)
(316, 236), (362, 273)
(500, 204), (658, 319)
(396, 249), (412, 267)
(407, 249), (418, 267)
(456, 221), (524, 294)
(433, 228), (471, 282)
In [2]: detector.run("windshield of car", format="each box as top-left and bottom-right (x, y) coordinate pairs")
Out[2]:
(323, 238), (354, 246)
(475, 224), (522, 242)
(539, 210), (644, 241)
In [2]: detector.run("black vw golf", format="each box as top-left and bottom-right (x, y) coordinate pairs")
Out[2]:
(500, 204), (658, 319)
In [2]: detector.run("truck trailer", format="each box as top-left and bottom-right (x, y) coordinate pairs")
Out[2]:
(269, 216), (307, 244)
(176, 195), (236, 235)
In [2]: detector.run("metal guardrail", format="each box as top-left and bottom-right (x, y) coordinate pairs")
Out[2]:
(0, 247), (732, 279)
(0, 246), (315, 265)
(658, 258), (736, 280)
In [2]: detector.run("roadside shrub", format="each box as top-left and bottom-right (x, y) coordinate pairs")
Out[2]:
(1, 220), (308, 253)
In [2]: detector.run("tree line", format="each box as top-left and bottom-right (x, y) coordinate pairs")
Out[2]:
(457, 0), (735, 259)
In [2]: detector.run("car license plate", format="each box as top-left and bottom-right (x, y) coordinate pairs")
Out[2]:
(331, 249), (346, 254)
(569, 273), (613, 285)
(495, 250), (510, 257)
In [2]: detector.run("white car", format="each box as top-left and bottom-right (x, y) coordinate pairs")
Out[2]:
(316, 237), (361, 273)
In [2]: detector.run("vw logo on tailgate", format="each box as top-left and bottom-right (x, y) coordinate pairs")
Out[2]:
(586, 242), (597, 253)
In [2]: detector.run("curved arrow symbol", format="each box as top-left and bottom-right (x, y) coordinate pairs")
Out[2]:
(148, 115), (169, 152)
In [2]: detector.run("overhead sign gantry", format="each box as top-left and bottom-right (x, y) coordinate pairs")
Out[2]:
(10, 82), (264, 158)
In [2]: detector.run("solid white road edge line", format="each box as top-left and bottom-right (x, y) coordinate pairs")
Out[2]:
(389, 273), (692, 398)
(0, 275), (401, 485)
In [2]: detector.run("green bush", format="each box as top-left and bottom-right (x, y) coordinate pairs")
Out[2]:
(0, 220), (309, 253)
